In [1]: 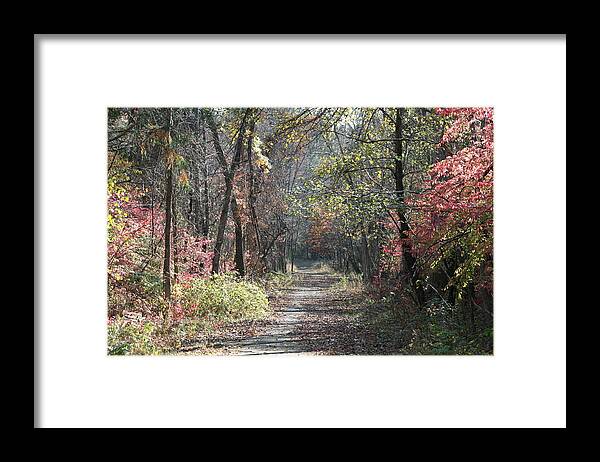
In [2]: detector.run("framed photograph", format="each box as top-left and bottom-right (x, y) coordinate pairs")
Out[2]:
(35, 34), (566, 428)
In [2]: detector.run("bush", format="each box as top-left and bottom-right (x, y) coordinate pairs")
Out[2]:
(178, 273), (270, 322)
(128, 271), (163, 298)
(107, 317), (163, 355)
(332, 273), (363, 292)
(403, 299), (493, 355)
(261, 271), (294, 292)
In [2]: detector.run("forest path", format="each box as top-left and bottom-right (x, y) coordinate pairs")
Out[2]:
(178, 259), (408, 355)
(212, 259), (338, 355)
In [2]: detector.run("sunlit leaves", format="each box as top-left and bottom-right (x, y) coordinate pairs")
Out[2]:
(409, 108), (494, 296)
(178, 169), (189, 187)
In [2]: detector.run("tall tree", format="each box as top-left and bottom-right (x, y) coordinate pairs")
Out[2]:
(205, 108), (250, 274)
(162, 109), (174, 299)
(393, 107), (424, 306)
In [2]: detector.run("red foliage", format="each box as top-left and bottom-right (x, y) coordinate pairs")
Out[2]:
(174, 227), (213, 281)
(409, 107), (493, 292)
(108, 184), (213, 317)
(307, 213), (335, 256)
(108, 188), (164, 283)
(410, 108), (493, 252)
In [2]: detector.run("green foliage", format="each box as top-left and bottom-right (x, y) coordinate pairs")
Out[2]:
(404, 299), (493, 355)
(171, 318), (214, 344)
(424, 321), (493, 355)
(128, 271), (163, 298)
(107, 156), (131, 241)
(332, 273), (364, 292)
(261, 271), (294, 293)
(178, 273), (270, 322)
(312, 261), (335, 273)
(107, 317), (163, 355)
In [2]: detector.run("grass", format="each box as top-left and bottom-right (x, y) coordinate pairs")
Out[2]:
(332, 273), (364, 293)
(108, 270), (298, 355)
(178, 273), (270, 322)
(260, 271), (295, 294)
(311, 260), (364, 293)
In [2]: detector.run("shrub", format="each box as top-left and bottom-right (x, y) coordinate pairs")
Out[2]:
(403, 299), (493, 355)
(332, 273), (363, 292)
(107, 316), (163, 355)
(178, 273), (270, 322)
(261, 271), (294, 292)
(314, 261), (335, 273)
(128, 271), (163, 298)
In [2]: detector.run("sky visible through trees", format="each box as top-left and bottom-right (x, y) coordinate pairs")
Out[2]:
(107, 107), (493, 355)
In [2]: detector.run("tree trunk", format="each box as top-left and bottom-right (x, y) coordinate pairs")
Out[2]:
(360, 230), (371, 283)
(290, 227), (296, 273)
(162, 110), (173, 299)
(230, 194), (245, 276)
(210, 182), (233, 274)
(205, 109), (249, 274)
(200, 112), (210, 240)
(393, 107), (424, 306)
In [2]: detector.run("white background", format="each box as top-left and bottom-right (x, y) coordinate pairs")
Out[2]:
(36, 35), (566, 428)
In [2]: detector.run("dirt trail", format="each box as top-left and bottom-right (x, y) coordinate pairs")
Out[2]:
(178, 259), (410, 355)
(212, 260), (338, 355)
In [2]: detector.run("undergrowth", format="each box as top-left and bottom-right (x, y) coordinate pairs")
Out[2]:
(331, 280), (492, 355)
(108, 271), (289, 355)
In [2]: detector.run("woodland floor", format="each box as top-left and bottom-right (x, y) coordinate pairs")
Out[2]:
(178, 259), (408, 355)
